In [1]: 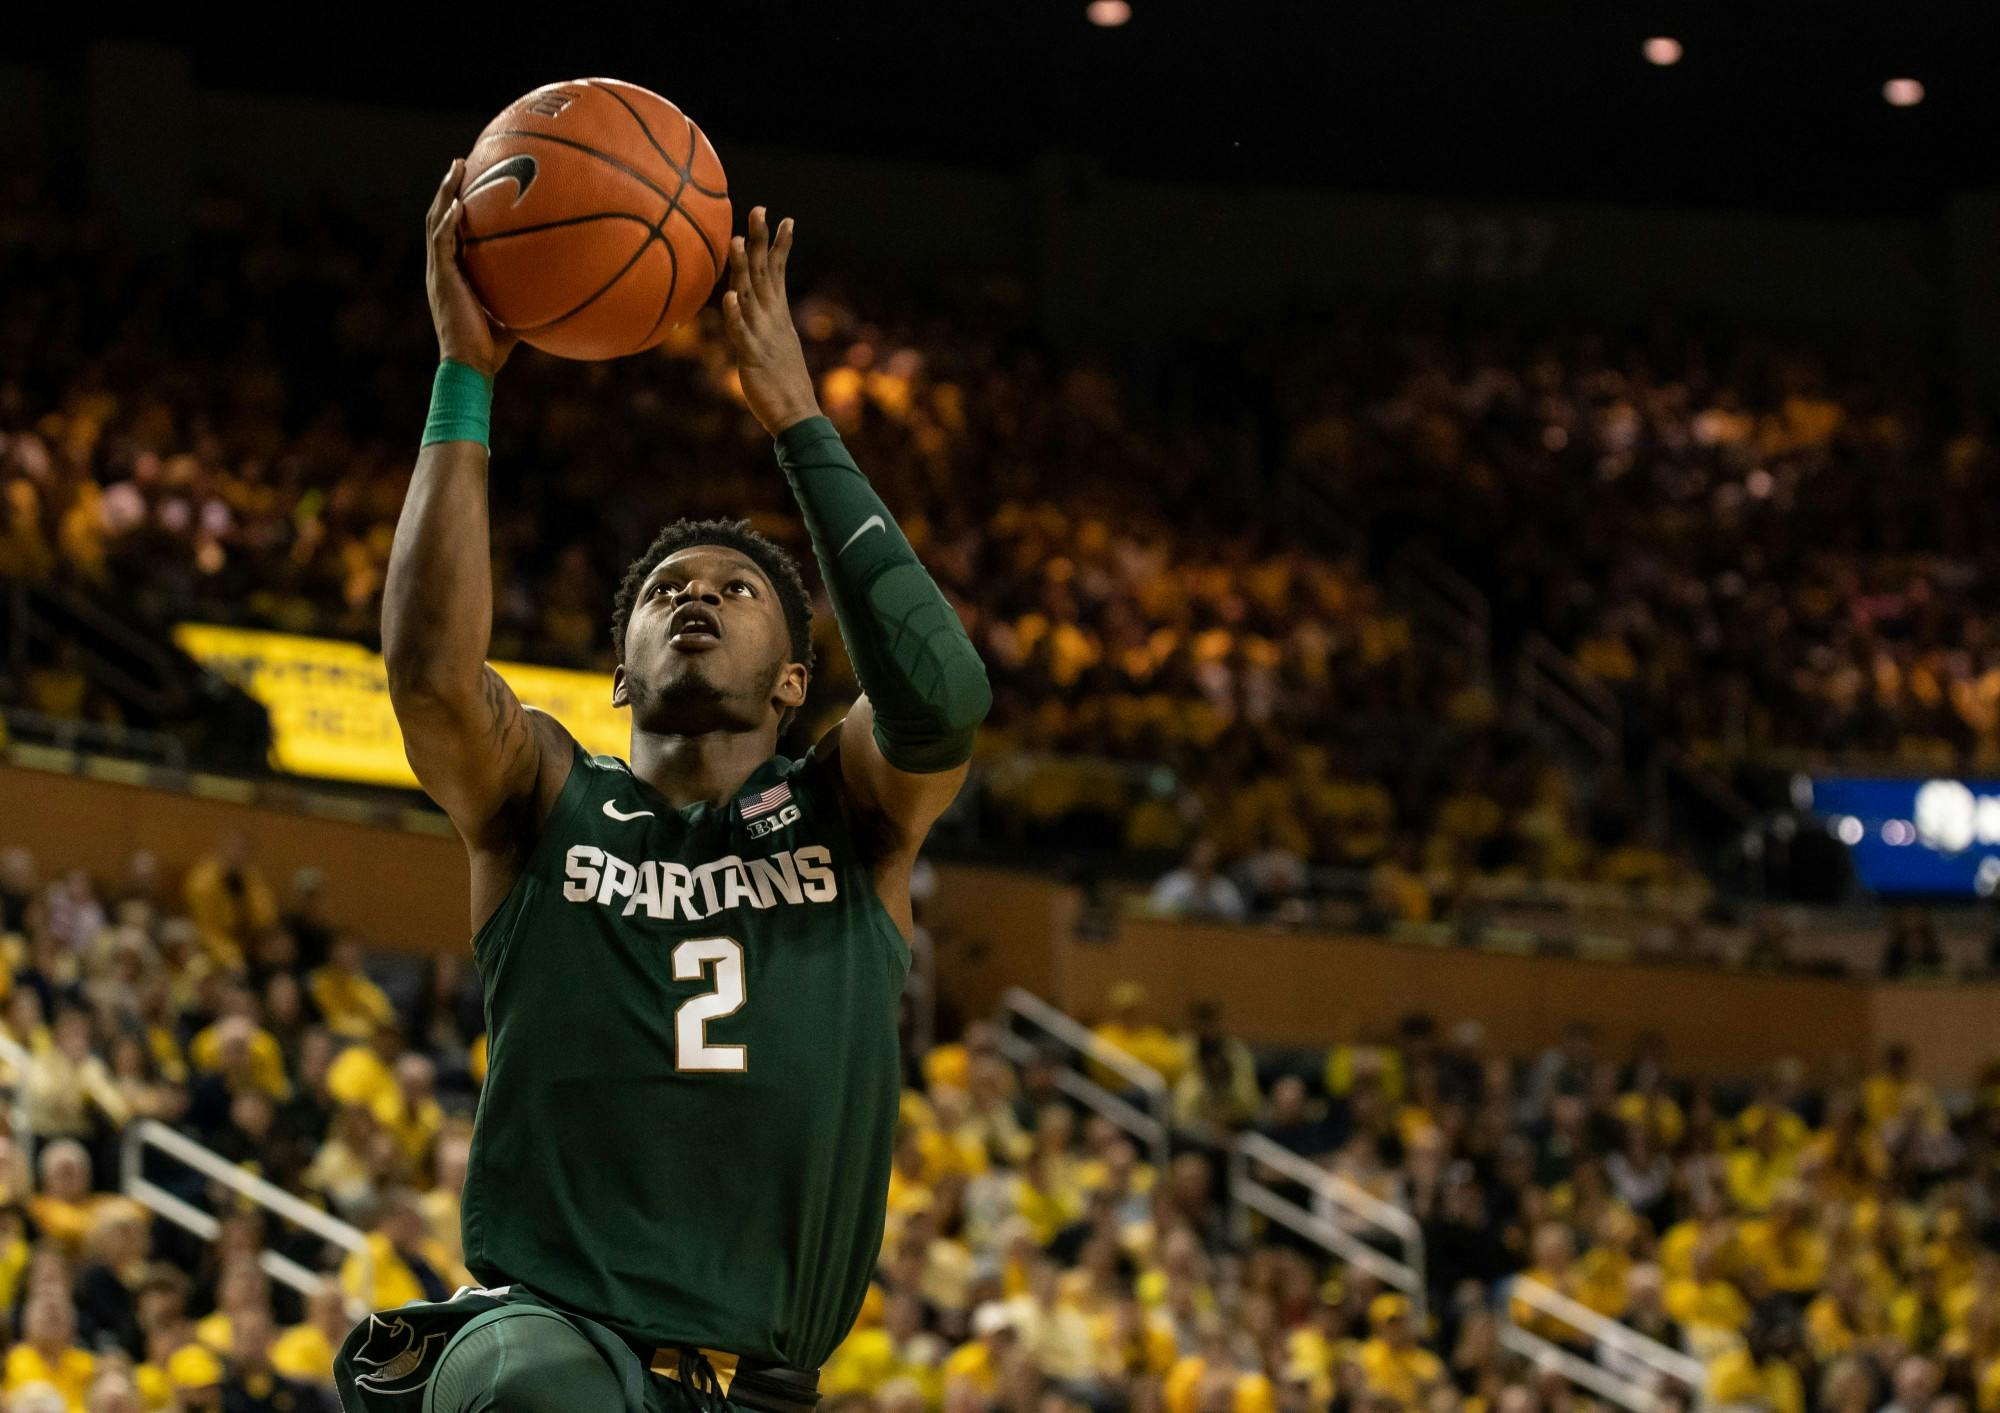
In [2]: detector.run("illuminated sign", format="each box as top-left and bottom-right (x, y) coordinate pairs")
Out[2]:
(1805, 775), (2000, 897)
(174, 623), (627, 788)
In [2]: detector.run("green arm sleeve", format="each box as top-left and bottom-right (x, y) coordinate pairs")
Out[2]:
(775, 416), (991, 773)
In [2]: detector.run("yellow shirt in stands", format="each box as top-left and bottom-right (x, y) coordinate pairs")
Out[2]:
(1738, 1220), (1826, 1293)
(1615, 1093), (1686, 1147)
(1724, 1147), (1796, 1214)
(1091, 1023), (1188, 1087)
(922, 1044), (970, 1093)
(1165, 1357), (1277, 1413)
(188, 1023), (291, 1100)
(941, 1341), (998, 1397)
(26, 1194), (104, 1253)
(1356, 1339), (1445, 1409)
(1709, 1346), (1804, 1413)
(308, 966), (397, 1041)
(1665, 1277), (1751, 1337)
(1735, 1104), (1809, 1152)
(4, 1344), (97, 1411)
(1095, 1312), (1177, 1378)
(135, 1359), (173, 1411)
(327, 1044), (396, 1115)
(823, 1328), (900, 1396)
(194, 1309), (234, 1353)
(0, 1233), (26, 1312)
(182, 857), (278, 968)
(339, 1231), (466, 1311)
(271, 1323), (336, 1385)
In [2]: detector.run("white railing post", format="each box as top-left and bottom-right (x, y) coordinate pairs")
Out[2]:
(998, 988), (1172, 1173)
(122, 1118), (374, 1318)
(1500, 1276), (1707, 1410)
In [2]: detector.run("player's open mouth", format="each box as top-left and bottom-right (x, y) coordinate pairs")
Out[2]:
(668, 604), (723, 650)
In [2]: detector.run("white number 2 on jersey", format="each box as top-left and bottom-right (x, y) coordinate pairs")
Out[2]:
(672, 936), (747, 1072)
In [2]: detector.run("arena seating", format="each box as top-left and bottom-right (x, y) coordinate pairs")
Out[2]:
(0, 838), (1995, 1413)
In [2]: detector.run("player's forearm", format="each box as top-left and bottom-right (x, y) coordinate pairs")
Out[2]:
(382, 439), (496, 705)
(777, 417), (991, 772)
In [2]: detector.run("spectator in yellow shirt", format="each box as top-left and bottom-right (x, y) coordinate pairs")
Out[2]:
(1665, 1245), (1753, 1360)
(1727, 1117), (1799, 1215)
(5, 1289), (96, 1411)
(942, 1302), (1020, 1400)
(1707, 1321), (1806, 1413)
(26, 1140), (104, 1256)
(1740, 1187), (1827, 1295)
(1510, 1224), (1587, 1345)
(338, 1191), (464, 1311)
(308, 934), (397, 1042)
(326, 1021), (405, 1119)
(271, 1280), (350, 1388)
(1165, 1329), (1277, 1413)
(188, 1010), (290, 1104)
(181, 833), (278, 970)
(1091, 982), (1188, 1089)
(1353, 1294), (1444, 1411)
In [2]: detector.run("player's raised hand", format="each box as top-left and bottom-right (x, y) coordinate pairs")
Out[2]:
(426, 160), (517, 378)
(725, 206), (821, 437)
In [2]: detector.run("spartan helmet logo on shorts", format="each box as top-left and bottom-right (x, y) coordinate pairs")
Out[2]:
(350, 1314), (447, 1393)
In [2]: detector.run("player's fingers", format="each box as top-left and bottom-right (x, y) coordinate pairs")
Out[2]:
(750, 206), (777, 294)
(426, 160), (462, 238)
(728, 235), (755, 307)
(769, 218), (794, 288)
(722, 289), (752, 345)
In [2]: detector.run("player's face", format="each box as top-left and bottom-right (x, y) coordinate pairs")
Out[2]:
(614, 545), (807, 734)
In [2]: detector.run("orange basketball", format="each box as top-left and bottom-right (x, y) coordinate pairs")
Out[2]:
(457, 78), (730, 362)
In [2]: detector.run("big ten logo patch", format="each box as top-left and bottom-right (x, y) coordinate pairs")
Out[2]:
(746, 803), (801, 839)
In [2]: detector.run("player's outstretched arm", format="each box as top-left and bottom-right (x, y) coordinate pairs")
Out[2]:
(724, 207), (992, 926)
(383, 162), (571, 899)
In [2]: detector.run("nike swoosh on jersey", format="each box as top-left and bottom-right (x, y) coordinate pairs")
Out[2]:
(839, 515), (886, 556)
(602, 800), (657, 822)
(464, 154), (539, 206)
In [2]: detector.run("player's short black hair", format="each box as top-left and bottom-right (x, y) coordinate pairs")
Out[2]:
(610, 518), (816, 674)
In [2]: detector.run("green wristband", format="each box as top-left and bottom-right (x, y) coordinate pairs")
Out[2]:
(421, 359), (494, 449)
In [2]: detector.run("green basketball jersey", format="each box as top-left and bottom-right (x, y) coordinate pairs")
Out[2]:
(460, 741), (908, 1371)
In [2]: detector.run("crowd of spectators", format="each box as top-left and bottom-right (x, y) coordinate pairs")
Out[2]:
(0, 834), (1997, 1413)
(1258, 317), (2000, 773)
(0, 174), (1686, 900)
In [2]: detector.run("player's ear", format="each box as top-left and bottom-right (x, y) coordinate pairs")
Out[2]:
(775, 661), (807, 712)
(611, 663), (629, 709)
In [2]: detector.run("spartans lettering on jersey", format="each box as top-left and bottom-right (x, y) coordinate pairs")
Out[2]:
(562, 844), (838, 921)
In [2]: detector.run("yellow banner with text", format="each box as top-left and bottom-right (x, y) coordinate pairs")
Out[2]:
(173, 623), (625, 787)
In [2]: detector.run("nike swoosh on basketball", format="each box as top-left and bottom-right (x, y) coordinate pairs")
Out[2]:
(839, 516), (886, 555)
(464, 154), (539, 206)
(602, 800), (656, 822)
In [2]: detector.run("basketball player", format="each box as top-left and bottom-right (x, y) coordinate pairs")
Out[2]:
(333, 163), (989, 1413)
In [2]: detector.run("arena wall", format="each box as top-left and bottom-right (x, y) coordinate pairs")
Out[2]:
(8, 759), (1996, 1084)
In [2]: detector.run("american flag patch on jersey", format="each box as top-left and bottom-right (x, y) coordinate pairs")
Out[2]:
(739, 781), (794, 820)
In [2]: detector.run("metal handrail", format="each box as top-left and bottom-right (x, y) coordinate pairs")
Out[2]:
(1518, 633), (1621, 760)
(998, 988), (1171, 1172)
(1232, 1132), (1426, 1313)
(122, 1118), (371, 1316)
(1503, 1276), (1706, 1405)
(1497, 1323), (1669, 1413)
(1236, 1131), (1422, 1250)
(0, 707), (188, 769)
(1227, 1144), (1425, 1309)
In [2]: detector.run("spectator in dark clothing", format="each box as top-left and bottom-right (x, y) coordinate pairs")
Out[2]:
(223, 1307), (328, 1413)
(74, 1204), (149, 1358)
(1259, 1075), (1343, 1159)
